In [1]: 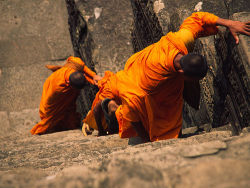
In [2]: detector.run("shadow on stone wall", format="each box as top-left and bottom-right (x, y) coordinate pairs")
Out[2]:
(65, 0), (99, 118)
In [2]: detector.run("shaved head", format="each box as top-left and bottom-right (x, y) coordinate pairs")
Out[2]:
(69, 72), (86, 89)
(180, 53), (208, 79)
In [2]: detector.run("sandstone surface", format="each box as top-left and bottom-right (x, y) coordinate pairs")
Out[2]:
(0, 0), (74, 112)
(0, 0), (249, 187)
(1, 127), (250, 187)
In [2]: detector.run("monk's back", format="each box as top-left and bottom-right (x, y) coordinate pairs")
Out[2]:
(118, 35), (182, 97)
(40, 67), (79, 116)
(115, 34), (185, 141)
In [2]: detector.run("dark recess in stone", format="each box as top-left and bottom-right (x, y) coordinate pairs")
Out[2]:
(131, 0), (163, 52)
(65, 0), (99, 118)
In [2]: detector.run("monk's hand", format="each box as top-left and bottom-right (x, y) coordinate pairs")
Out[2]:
(82, 122), (91, 136)
(228, 20), (250, 44)
(93, 75), (103, 86)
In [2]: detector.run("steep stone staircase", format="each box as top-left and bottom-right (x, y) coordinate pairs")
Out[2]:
(0, 0), (249, 187)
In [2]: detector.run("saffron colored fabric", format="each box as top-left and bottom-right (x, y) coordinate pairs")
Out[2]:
(31, 56), (96, 135)
(84, 12), (218, 141)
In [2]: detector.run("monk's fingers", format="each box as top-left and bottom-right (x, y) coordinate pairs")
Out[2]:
(82, 123), (88, 136)
(244, 25), (250, 30)
(245, 28), (250, 33)
(86, 123), (90, 132)
(245, 29), (250, 34)
(244, 24), (250, 30)
(243, 31), (250, 36)
(232, 33), (239, 44)
(244, 21), (250, 25)
(241, 27), (250, 35)
(93, 80), (98, 86)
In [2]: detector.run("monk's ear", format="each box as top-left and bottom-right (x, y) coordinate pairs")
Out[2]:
(177, 69), (184, 74)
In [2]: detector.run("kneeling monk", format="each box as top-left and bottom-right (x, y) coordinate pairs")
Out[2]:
(83, 12), (250, 141)
(31, 56), (102, 135)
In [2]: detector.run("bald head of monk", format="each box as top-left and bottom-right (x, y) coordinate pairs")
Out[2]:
(174, 53), (208, 81)
(69, 71), (86, 89)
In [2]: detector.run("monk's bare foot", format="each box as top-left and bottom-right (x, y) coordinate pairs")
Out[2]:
(132, 121), (150, 142)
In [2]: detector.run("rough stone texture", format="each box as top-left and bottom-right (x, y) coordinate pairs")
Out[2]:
(76, 0), (134, 75)
(215, 12), (250, 133)
(0, 111), (10, 133)
(0, 127), (250, 187)
(0, 0), (74, 112)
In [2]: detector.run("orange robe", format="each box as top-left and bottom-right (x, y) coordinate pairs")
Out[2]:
(31, 56), (96, 135)
(84, 12), (218, 141)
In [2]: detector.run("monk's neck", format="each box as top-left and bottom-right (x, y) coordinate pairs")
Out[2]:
(173, 53), (184, 71)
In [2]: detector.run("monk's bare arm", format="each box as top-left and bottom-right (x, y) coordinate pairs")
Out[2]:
(216, 18), (250, 44)
(131, 121), (150, 142)
(93, 100), (107, 136)
(179, 12), (250, 44)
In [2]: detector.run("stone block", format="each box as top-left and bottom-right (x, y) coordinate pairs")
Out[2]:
(9, 108), (40, 135)
(0, 0), (73, 112)
(0, 111), (10, 135)
(67, 0), (134, 76)
(0, 61), (65, 111)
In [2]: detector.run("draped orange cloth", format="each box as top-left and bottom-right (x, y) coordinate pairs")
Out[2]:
(30, 56), (96, 135)
(84, 12), (219, 141)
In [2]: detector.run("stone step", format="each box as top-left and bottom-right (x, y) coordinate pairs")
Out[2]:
(0, 128), (249, 187)
(0, 108), (39, 138)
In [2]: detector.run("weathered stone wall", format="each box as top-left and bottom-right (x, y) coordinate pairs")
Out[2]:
(0, 0), (73, 112)
(0, 0), (75, 135)
(215, 12), (250, 133)
(72, 0), (134, 75)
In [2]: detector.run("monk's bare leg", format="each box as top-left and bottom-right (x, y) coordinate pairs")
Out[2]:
(132, 121), (150, 142)
(107, 100), (119, 134)
(109, 100), (149, 141)
(93, 100), (107, 136)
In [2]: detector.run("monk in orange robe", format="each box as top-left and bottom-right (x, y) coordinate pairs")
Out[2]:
(83, 12), (250, 141)
(31, 56), (102, 135)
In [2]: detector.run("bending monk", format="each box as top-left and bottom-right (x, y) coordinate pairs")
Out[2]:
(31, 56), (102, 135)
(83, 12), (250, 141)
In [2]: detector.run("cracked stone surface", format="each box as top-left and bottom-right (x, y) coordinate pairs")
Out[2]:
(0, 123), (250, 187)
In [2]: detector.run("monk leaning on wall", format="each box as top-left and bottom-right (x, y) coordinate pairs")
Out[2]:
(30, 56), (102, 135)
(83, 12), (250, 142)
